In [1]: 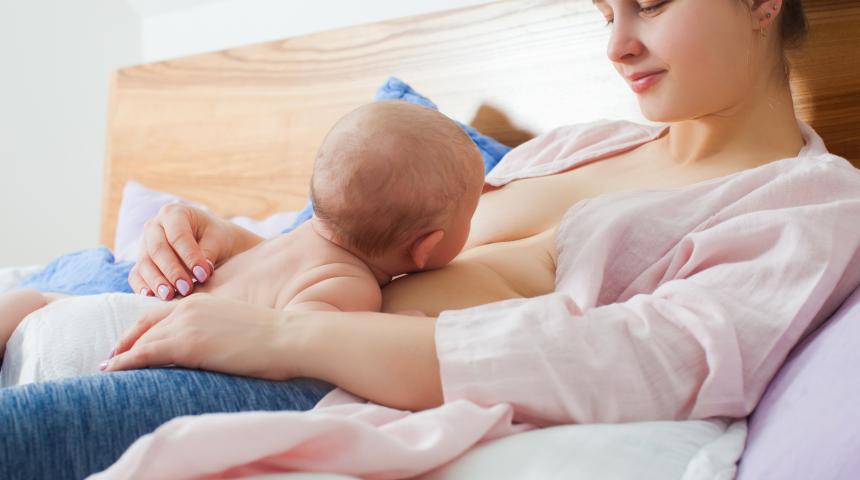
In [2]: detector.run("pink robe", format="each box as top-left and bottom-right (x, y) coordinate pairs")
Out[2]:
(90, 119), (860, 479)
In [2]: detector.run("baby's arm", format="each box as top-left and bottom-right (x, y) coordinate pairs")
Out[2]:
(286, 273), (382, 313)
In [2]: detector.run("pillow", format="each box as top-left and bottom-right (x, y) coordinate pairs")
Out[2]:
(737, 283), (860, 479)
(422, 417), (747, 479)
(113, 181), (300, 263)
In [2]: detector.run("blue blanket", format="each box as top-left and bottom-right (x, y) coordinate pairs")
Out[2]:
(21, 77), (511, 296)
(20, 247), (134, 294)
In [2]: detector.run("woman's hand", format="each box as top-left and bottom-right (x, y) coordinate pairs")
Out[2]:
(103, 294), (297, 380)
(128, 204), (263, 301)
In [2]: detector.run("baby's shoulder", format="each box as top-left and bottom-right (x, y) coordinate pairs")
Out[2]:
(289, 259), (382, 312)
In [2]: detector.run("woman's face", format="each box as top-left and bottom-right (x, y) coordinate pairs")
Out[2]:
(593, 0), (761, 122)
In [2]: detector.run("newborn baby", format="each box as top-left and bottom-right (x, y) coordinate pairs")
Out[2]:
(0, 100), (485, 384)
(189, 100), (485, 312)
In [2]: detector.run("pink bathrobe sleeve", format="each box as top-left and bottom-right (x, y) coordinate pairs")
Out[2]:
(90, 120), (860, 480)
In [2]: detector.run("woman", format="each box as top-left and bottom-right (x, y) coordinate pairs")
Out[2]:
(3, 0), (859, 478)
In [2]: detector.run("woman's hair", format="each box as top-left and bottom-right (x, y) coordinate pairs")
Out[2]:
(777, 0), (808, 50)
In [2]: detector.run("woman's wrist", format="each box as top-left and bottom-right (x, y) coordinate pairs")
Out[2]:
(208, 215), (265, 266)
(271, 309), (318, 380)
(276, 309), (444, 411)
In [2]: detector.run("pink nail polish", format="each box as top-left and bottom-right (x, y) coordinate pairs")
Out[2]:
(99, 361), (108, 371)
(176, 279), (191, 296)
(140, 287), (150, 296)
(192, 265), (208, 283)
(157, 284), (171, 300)
(108, 349), (116, 359)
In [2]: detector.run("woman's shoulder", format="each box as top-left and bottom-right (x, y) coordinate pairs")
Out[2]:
(486, 119), (664, 184)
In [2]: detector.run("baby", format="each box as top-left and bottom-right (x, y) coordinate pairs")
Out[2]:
(0, 100), (485, 373)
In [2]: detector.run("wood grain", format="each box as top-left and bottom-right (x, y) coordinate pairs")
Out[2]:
(100, 0), (860, 249)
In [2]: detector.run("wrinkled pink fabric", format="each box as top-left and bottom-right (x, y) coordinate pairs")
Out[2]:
(90, 119), (860, 479)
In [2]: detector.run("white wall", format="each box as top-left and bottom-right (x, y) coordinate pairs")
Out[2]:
(135, 0), (493, 63)
(0, 0), (490, 268)
(0, 0), (141, 268)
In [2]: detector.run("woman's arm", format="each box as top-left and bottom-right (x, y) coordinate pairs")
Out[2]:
(287, 310), (443, 411)
(105, 295), (443, 411)
(128, 204), (265, 300)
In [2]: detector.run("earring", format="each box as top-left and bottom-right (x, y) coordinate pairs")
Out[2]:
(766, 12), (772, 18)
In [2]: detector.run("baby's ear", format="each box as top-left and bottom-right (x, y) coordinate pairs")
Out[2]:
(408, 230), (445, 270)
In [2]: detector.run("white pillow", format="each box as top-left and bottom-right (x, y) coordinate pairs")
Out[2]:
(418, 418), (747, 480)
(113, 181), (299, 262)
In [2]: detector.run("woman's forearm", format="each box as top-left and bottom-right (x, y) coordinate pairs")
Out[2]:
(281, 310), (444, 411)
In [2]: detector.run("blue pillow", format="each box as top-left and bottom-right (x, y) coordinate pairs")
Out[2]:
(281, 76), (511, 234)
(21, 77), (512, 295)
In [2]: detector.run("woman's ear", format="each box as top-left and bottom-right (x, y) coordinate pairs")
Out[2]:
(752, 0), (781, 31)
(408, 230), (445, 270)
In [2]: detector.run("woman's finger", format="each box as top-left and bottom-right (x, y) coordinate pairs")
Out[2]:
(113, 301), (176, 356)
(135, 255), (176, 301)
(103, 339), (178, 372)
(160, 207), (215, 286)
(127, 265), (153, 297)
(143, 217), (194, 298)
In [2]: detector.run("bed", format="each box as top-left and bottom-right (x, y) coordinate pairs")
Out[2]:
(98, 0), (860, 248)
(5, 0), (860, 478)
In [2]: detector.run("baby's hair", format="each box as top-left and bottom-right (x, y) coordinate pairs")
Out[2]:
(310, 101), (483, 258)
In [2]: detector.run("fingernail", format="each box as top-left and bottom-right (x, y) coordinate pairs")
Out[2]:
(108, 349), (116, 359)
(176, 279), (191, 296)
(157, 284), (171, 300)
(139, 287), (151, 296)
(192, 265), (208, 283)
(99, 361), (108, 371)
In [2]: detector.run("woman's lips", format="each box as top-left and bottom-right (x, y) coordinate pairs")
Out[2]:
(630, 71), (666, 94)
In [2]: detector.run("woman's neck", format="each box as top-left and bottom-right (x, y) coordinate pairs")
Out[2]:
(658, 80), (805, 170)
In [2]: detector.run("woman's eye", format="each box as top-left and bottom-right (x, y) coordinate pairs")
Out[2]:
(640, 1), (667, 15)
(602, 1), (666, 27)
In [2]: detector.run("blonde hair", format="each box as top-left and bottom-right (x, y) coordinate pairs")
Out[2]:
(311, 101), (483, 257)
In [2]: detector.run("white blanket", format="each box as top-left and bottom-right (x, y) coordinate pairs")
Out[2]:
(1, 293), (161, 387)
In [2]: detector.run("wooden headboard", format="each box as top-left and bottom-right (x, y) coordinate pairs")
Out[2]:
(100, 0), (860, 249)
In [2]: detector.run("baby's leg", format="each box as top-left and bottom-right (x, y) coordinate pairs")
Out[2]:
(0, 288), (49, 359)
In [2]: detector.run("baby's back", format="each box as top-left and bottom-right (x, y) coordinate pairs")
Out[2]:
(196, 222), (381, 312)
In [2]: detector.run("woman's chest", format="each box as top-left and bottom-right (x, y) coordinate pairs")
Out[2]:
(468, 147), (699, 248)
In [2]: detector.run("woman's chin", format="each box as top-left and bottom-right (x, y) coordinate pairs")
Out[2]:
(638, 103), (688, 124)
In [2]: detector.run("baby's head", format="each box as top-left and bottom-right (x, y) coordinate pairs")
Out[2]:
(310, 100), (485, 278)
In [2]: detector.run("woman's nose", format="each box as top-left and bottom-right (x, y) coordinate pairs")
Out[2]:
(606, 20), (645, 63)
